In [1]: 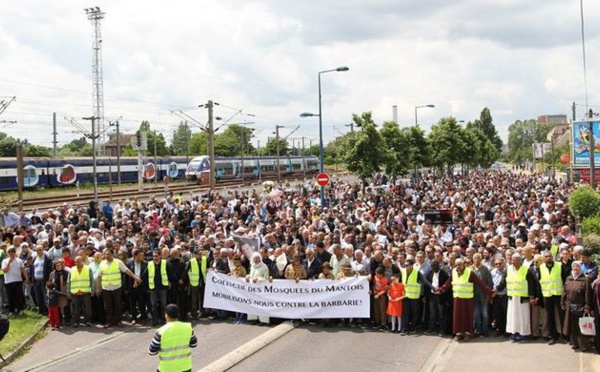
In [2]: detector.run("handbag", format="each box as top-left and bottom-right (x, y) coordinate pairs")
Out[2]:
(569, 303), (585, 317)
(579, 316), (596, 336)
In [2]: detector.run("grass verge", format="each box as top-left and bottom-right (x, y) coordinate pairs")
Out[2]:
(0, 310), (46, 356)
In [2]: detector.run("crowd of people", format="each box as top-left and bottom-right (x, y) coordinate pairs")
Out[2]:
(0, 168), (599, 355)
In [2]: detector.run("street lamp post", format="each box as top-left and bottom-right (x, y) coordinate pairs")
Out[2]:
(413, 104), (435, 181)
(301, 66), (349, 207)
(414, 104), (435, 126)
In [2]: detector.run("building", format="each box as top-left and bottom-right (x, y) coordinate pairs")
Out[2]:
(104, 133), (135, 157)
(538, 114), (568, 125)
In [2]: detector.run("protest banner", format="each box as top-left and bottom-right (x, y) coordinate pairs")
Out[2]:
(204, 271), (370, 319)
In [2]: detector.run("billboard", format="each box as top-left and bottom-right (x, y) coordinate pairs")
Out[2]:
(573, 120), (600, 167)
(533, 142), (551, 159)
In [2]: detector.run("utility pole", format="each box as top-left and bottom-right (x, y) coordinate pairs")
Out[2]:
(108, 118), (122, 185)
(302, 136), (306, 178)
(83, 116), (98, 201)
(589, 109), (596, 189)
(16, 143), (23, 212)
(208, 100), (216, 191)
(551, 132), (556, 178)
(115, 119), (121, 185)
(345, 123), (354, 132)
(276, 125), (283, 183)
(52, 112), (57, 158)
(154, 129), (158, 184)
(84, 7), (106, 156)
(570, 102), (575, 183)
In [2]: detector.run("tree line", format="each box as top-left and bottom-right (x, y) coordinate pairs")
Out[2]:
(342, 108), (503, 182)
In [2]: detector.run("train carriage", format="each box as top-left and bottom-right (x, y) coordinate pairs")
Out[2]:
(185, 155), (319, 185)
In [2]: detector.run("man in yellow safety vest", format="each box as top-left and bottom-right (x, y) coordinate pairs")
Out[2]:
(541, 250), (567, 345)
(186, 249), (207, 319)
(147, 250), (170, 326)
(148, 303), (197, 372)
(67, 256), (93, 327)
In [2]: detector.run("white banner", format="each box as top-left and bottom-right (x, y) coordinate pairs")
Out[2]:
(203, 271), (370, 319)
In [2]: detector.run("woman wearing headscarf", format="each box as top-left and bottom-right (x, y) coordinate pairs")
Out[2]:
(49, 259), (71, 326)
(245, 252), (270, 326)
(562, 261), (592, 352)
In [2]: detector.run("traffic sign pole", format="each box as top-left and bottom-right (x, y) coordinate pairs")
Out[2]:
(316, 173), (330, 204)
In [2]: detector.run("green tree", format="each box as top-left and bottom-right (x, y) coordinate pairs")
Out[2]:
(24, 145), (51, 157)
(507, 119), (551, 164)
(408, 125), (431, 169)
(343, 112), (386, 183)
(138, 121), (170, 156)
(468, 107), (503, 152)
(79, 144), (94, 156)
(171, 121), (191, 156)
(429, 117), (464, 172)
(0, 136), (18, 157)
(216, 125), (255, 156)
(261, 137), (289, 156)
(189, 132), (208, 156)
(380, 121), (413, 176)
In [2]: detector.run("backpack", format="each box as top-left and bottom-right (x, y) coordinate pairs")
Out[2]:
(0, 313), (9, 341)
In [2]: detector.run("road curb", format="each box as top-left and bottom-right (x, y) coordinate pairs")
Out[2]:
(0, 319), (48, 369)
(198, 321), (297, 372)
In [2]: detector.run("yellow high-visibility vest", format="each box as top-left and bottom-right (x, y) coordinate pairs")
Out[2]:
(157, 321), (193, 372)
(100, 260), (122, 289)
(148, 260), (169, 290)
(70, 265), (91, 294)
(540, 262), (564, 297)
(507, 264), (528, 298)
(401, 268), (421, 299)
(452, 268), (473, 299)
(189, 258), (200, 287)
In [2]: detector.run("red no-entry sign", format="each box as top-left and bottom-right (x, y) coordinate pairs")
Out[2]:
(316, 173), (330, 187)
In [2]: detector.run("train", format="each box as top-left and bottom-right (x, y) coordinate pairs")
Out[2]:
(185, 155), (320, 184)
(0, 156), (189, 191)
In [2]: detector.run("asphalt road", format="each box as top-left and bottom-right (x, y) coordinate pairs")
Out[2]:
(230, 326), (584, 372)
(7, 319), (593, 372)
(6, 319), (270, 372)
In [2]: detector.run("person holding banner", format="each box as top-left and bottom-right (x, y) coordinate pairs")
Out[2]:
(373, 267), (389, 331)
(285, 255), (307, 282)
(246, 252), (270, 326)
(231, 256), (247, 324)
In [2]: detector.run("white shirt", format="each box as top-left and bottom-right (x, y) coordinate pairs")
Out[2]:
(2, 257), (24, 284)
(431, 271), (440, 292)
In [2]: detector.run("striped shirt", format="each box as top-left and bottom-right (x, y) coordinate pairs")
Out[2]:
(148, 328), (198, 355)
(33, 256), (45, 280)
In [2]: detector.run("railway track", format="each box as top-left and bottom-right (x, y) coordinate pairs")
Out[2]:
(10, 173), (318, 212)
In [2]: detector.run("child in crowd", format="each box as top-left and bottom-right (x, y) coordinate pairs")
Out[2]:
(47, 282), (64, 330)
(373, 267), (389, 331)
(387, 272), (405, 333)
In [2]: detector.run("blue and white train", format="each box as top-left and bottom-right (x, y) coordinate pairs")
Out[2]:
(0, 156), (190, 191)
(185, 155), (320, 184)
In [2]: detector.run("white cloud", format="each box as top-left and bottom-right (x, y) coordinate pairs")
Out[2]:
(1, 0), (600, 150)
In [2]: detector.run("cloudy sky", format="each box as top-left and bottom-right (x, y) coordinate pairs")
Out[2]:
(1, 0), (600, 151)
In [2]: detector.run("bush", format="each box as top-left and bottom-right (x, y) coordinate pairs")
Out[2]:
(569, 185), (600, 220)
(582, 216), (600, 236)
(583, 233), (600, 255)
